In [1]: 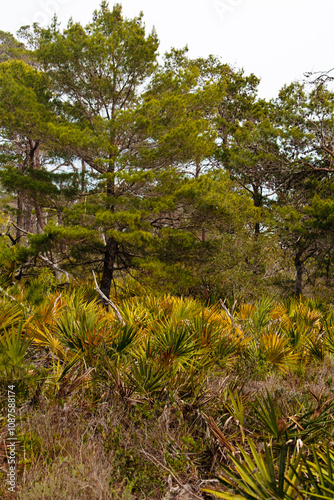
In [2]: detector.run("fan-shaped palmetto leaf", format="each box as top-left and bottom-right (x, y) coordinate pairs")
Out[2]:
(250, 296), (275, 331)
(151, 320), (201, 369)
(260, 332), (298, 372)
(97, 354), (134, 399)
(30, 326), (66, 360)
(118, 297), (151, 328)
(306, 336), (326, 362)
(0, 322), (33, 381)
(322, 311), (334, 353)
(296, 303), (322, 330)
(237, 303), (255, 321)
(203, 439), (303, 499)
(284, 323), (311, 353)
(110, 324), (141, 354)
(47, 353), (92, 397)
(214, 331), (245, 367)
(167, 355), (215, 399)
(29, 293), (64, 327)
(301, 445), (334, 499)
(292, 397), (334, 445)
(163, 295), (203, 323)
(188, 306), (225, 347)
(127, 354), (167, 397)
(26, 294), (67, 359)
(250, 390), (286, 440)
(0, 301), (24, 333)
(54, 298), (113, 363)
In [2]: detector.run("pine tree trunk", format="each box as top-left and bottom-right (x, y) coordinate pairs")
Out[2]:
(16, 193), (23, 241)
(294, 252), (303, 296)
(253, 187), (262, 237)
(100, 236), (118, 300)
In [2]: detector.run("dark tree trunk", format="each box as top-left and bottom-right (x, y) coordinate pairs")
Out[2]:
(100, 236), (118, 300)
(24, 200), (33, 233)
(294, 252), (303, 296)
(16, 193), (23, 241)
(100, 156), (117, 301)
(34, 202), (44, 234)
(253, 187), (262, 237)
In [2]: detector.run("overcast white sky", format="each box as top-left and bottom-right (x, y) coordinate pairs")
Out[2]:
(1, 0), (334, 98)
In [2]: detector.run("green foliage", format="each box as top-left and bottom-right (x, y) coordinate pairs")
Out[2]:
(301, 446), (334, 499)
(203, 439), (303, 499)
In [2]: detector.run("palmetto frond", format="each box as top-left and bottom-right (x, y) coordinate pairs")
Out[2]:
(203, 439), (303, 499)
(260, 332), (298, 372)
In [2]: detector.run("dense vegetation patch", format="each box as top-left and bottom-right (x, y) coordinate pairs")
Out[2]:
(0, 285), (334, 498)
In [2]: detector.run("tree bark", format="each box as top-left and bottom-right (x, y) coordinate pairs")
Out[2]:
(16, 193), (24, 241)
(100, 236), (118, 300)
(294, 252), (303, 296)
(100, 156), (117, 301)
(253, 186), (262, 237)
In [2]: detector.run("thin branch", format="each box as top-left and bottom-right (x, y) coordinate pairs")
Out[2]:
(92, 271), (126, 325)
(11, 222), (30, 235)
(219, 299), (238, 330)
(39, 255), (77, 284)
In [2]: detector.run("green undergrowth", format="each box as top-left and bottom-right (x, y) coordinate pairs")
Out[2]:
(0, 288), (334, 498)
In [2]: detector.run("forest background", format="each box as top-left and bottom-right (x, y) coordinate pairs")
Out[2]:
(1, 1), (334, 300)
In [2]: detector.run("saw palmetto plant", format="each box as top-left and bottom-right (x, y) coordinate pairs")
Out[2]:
(203, 439), (303, 500)
(301, 445), (334, 499)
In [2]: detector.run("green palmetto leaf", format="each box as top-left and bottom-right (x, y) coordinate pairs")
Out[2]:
(322, 311), (334, 353)
(290, 397), (334, 445)
(307, 336), (326, 362)
(214, 331), (244, 367)
(54, 299), (112, 363)
(0, 322), (41, 396)
(224, 389), (247, 443)
(127, 354), (167, 397)
(98, 355), (134, 398)
(203, 439), (303, 500)
(110, 324), (140, 354)
(0, 321), (32, 369)
(30, 326), (66, 360)
(152, 321), (200, 369)
(250, 296), (275, 331)
(46, 353), (93, 397)
(187, 304), (228, 344)
(250, 390), (283, 439)
(285, 323), (310, 350)
(301, 446), (334, 499)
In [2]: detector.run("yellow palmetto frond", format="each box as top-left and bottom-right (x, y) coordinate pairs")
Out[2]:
(238, 303), (255, 321)
(260, 332), (298, 372)
(0, 301), (24, 333)
(30, 326), (66, 359)
(269, 304), (288, 321)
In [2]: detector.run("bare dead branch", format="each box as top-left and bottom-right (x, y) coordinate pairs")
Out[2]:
(92, 271), (126, 325)
(39, 255), (78, 284)
(219, 299), (238, 329)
